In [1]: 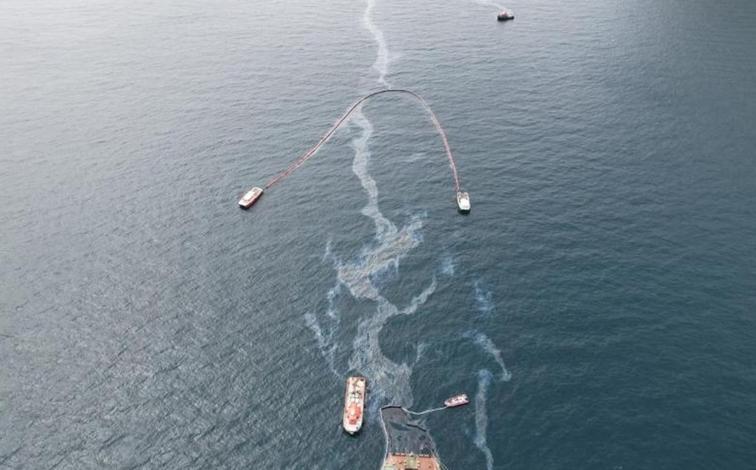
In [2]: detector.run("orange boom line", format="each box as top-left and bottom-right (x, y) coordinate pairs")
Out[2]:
(263, 89), (462, 194)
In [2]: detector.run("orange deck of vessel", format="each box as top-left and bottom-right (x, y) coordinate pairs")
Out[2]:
(384, 453), (440, 470)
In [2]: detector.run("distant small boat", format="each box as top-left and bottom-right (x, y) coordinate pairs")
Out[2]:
(497, 10), (515, 21)
(444, 394), (469, 408)
(238, 187), (263, 209)
(456, 191), (471, 213)
(343, 376), (367, 434)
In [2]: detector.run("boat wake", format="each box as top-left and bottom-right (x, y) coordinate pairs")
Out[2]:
(474, 0), (507, 11)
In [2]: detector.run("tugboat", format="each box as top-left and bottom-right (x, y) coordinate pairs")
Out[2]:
(497, 10), (515, 21)
(444, 393), (470, 408)
(343, 376), (367, 434)
(238, 187), (263, 209)
(456, 191), (471, 213)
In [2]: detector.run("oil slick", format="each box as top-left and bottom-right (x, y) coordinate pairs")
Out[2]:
(474, 369), (496, 470)
(364, 0), (391, 88)
(305, 0), (436, 414)
(466, 331), (512, 383)
(473, 280), (495, 317)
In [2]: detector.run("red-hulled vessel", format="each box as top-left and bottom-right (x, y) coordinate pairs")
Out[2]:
(343, 376), (367, 434)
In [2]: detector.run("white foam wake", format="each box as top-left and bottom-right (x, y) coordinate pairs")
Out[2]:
(363, 0), (391, 87)
(474, 369), (495, 470)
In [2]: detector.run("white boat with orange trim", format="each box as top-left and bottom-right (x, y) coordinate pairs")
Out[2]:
(444, 393), (469, 408)
(238, 187), (263, 209)
(343, 376), (366, 434)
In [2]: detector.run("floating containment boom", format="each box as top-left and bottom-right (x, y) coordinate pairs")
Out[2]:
(240, 89), (470, 213)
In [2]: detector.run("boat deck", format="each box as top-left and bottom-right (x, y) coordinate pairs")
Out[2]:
(383, 452), (440, 470)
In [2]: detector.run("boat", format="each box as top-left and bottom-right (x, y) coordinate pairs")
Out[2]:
(343, 376), (367, 434)
(497, 10), (515, 21)
(444, 394), (469, 408)
(238, 187), (263, 209)
(456, 191), (471, 213)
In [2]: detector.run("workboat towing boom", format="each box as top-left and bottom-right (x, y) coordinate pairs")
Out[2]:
(238, 187), (263, 209)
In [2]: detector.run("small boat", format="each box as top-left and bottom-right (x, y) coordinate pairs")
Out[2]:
(343, 376), (367, 434)
(456, 191), (471, 213)
(238, 187), (263, 209)
(444, 394), (469, 408)
(497, 10), (515, 21)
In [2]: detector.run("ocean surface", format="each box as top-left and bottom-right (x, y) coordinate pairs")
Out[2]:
(2, 0), (756, 468)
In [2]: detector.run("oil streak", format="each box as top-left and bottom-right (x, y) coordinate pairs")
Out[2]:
(474, 280), (495, 317)
(474, 369), (495, 470)
(305, 0), (438, 414)
(467, 331), (512, 382)
(364, 0), (391, 87)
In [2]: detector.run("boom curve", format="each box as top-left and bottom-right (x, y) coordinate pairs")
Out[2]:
(263, 89), (462, 194)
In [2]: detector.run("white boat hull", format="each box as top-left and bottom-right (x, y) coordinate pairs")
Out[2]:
(239, 187), (263, 209)
(444, 393), (470, 408)
(456, 191), (471, 213)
